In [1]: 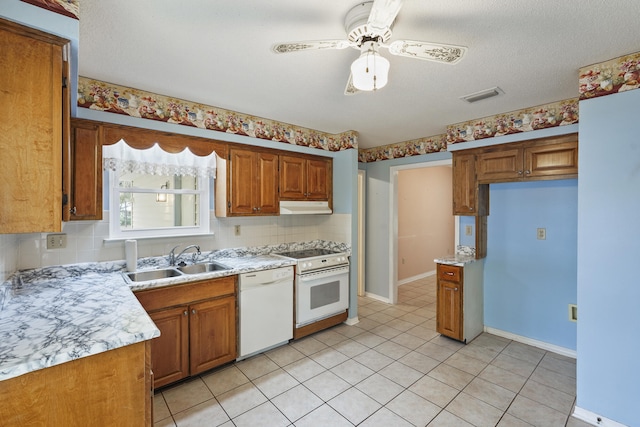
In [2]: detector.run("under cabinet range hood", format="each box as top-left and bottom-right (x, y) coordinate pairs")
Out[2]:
(279, 200), (332, 215)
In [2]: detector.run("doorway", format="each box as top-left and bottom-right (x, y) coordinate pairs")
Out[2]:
(389, 160), (454, 303)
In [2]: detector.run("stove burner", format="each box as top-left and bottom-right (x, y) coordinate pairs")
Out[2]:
(276, 248), (339, 259)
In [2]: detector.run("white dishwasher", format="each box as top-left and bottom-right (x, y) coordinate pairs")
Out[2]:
(238, 266), (294, 360)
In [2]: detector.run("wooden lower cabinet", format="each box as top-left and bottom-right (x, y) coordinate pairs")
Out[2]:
(0, 341), (152, 426)
(189, 296), (237, 374)
(148, 306), (189, 388)
(135, 276), (237, 388)
(436, 262), (484, 343)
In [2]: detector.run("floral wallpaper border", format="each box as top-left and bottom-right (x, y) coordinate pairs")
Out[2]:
(579, 51), (640, 100)
(445, 98), (579, 145)
(358, 134), (448, 163)
(358, 98), (579, 162)
(77, 77), (358, 152)
(20, 0), (78, 20)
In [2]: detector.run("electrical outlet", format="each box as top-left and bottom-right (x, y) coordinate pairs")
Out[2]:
(465, 225), (473, 236)
(569, 304), (577, 322)
(46, 233), (67, 249)
(234, 225), (241, 236)
(537, 228), (546, 240)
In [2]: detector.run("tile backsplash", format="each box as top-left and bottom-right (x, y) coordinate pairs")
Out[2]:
(9, 213), (351, 271)
(0, 234), (18, 282)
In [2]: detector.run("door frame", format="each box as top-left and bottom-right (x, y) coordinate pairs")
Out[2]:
(388, 159), (454, 304)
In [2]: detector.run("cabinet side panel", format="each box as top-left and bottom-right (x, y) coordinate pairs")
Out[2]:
(0, 25), (63, 232)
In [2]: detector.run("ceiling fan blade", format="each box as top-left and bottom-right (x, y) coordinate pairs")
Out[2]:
(272, 40), (352, 53)
(388, 40), (467, 64)
(367, 0), (403, 37)
(344, 74), (359, 96)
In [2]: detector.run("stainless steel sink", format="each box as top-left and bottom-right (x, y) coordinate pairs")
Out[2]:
(125, 268), (183, 282)
(177, 262), (230, 275)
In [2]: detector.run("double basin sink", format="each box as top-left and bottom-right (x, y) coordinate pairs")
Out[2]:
(125, 261), (231, 283)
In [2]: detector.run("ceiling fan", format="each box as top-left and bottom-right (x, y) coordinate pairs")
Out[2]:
(272, 0), (467, 95)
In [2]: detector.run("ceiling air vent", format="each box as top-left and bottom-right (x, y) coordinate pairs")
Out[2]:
(460, 86), (503, 103)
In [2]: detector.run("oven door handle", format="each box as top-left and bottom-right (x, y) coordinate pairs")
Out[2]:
(298, 266), (350, 281)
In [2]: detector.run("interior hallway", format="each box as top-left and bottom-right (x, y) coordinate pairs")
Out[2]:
(152, 275), (589, 427)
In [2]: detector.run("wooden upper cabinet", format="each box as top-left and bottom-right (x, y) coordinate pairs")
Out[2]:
(0, 18), (69, 233)
(452, 152), (488, 216)
(279, 154), (331, 201)
(64, 119), (103, 221)
(476, 147), (523, 182)
(476, 133), (578, 184)
(228, 148), (278, 215)
(524, 139), (578, 179)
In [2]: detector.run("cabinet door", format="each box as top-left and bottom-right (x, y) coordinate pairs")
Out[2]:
(279, 155), (306, 199)
(452, 152), (488, 216)
(0, 19), (68, 233)
(64, 120), (102, 221)
(453, 153), (476, 215)
(149, 306), (189, 388)
(189, 296), (237, 374)
(476, 148), (523, 183)
(256, 152), (279, 214)
(229, 149), (256, 215)
(306, 158), (331, 200)
(437, 279), (462, 341)
(524, 140), (578, 180)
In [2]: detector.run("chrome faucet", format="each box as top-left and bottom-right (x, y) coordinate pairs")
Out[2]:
(169, 244), (201, 266)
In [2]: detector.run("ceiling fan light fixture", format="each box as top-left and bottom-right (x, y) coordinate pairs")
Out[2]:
(350, 41), (390, 91)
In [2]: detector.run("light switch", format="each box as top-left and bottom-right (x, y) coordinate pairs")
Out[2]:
(537, 228), (546, 240)
(465, 225), (473, 236)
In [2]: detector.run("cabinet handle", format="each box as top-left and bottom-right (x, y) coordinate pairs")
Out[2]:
(445, 272), (454, 276)
(525, 170), (531, 175)
(454, 287), (458, 291)
(183, 310), (188, 316)
(469, 207), (474, 211)
(191, 309), (196, 315)
(517, 170), (523, 175)
(257, 207), (261, 211)
(252, 207), (257, 211)
(70, 206), (77, 215)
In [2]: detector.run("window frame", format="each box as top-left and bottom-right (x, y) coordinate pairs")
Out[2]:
(107, 169), (211, 240)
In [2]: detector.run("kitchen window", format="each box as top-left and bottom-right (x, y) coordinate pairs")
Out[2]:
(104, 140), (216, 240)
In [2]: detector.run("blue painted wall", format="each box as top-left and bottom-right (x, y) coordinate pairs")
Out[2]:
(577, 89), (640, 426)
(484, 180), (578, 350)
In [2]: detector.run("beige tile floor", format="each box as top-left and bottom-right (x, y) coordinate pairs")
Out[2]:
(153, 275), (591, 427)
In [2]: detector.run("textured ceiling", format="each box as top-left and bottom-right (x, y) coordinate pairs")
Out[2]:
(79, 0), (640, 149)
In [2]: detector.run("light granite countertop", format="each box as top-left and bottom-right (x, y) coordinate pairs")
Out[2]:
(0, 240), (348, 382)
(434, 245), (480, 266)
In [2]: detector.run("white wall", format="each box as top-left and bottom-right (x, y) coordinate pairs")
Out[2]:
(576, 89), (640, 426)
(13, 213), (351, 270)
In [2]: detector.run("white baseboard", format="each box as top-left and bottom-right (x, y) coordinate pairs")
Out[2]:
(572, 406), (629, 427)
(364, 292), (392, 304)
(483, 326), (577, 359)
(344, 316), (359, 326)
(397, 270), (436, 286)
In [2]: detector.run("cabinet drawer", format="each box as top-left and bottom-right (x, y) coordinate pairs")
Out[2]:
(135, 276), (236, 312)
(438, 264), (462, 283)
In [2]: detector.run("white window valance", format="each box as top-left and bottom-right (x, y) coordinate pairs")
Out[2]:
(103, 139), (217, 178)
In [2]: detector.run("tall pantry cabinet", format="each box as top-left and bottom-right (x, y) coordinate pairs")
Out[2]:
(0, 18), (70, 233)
